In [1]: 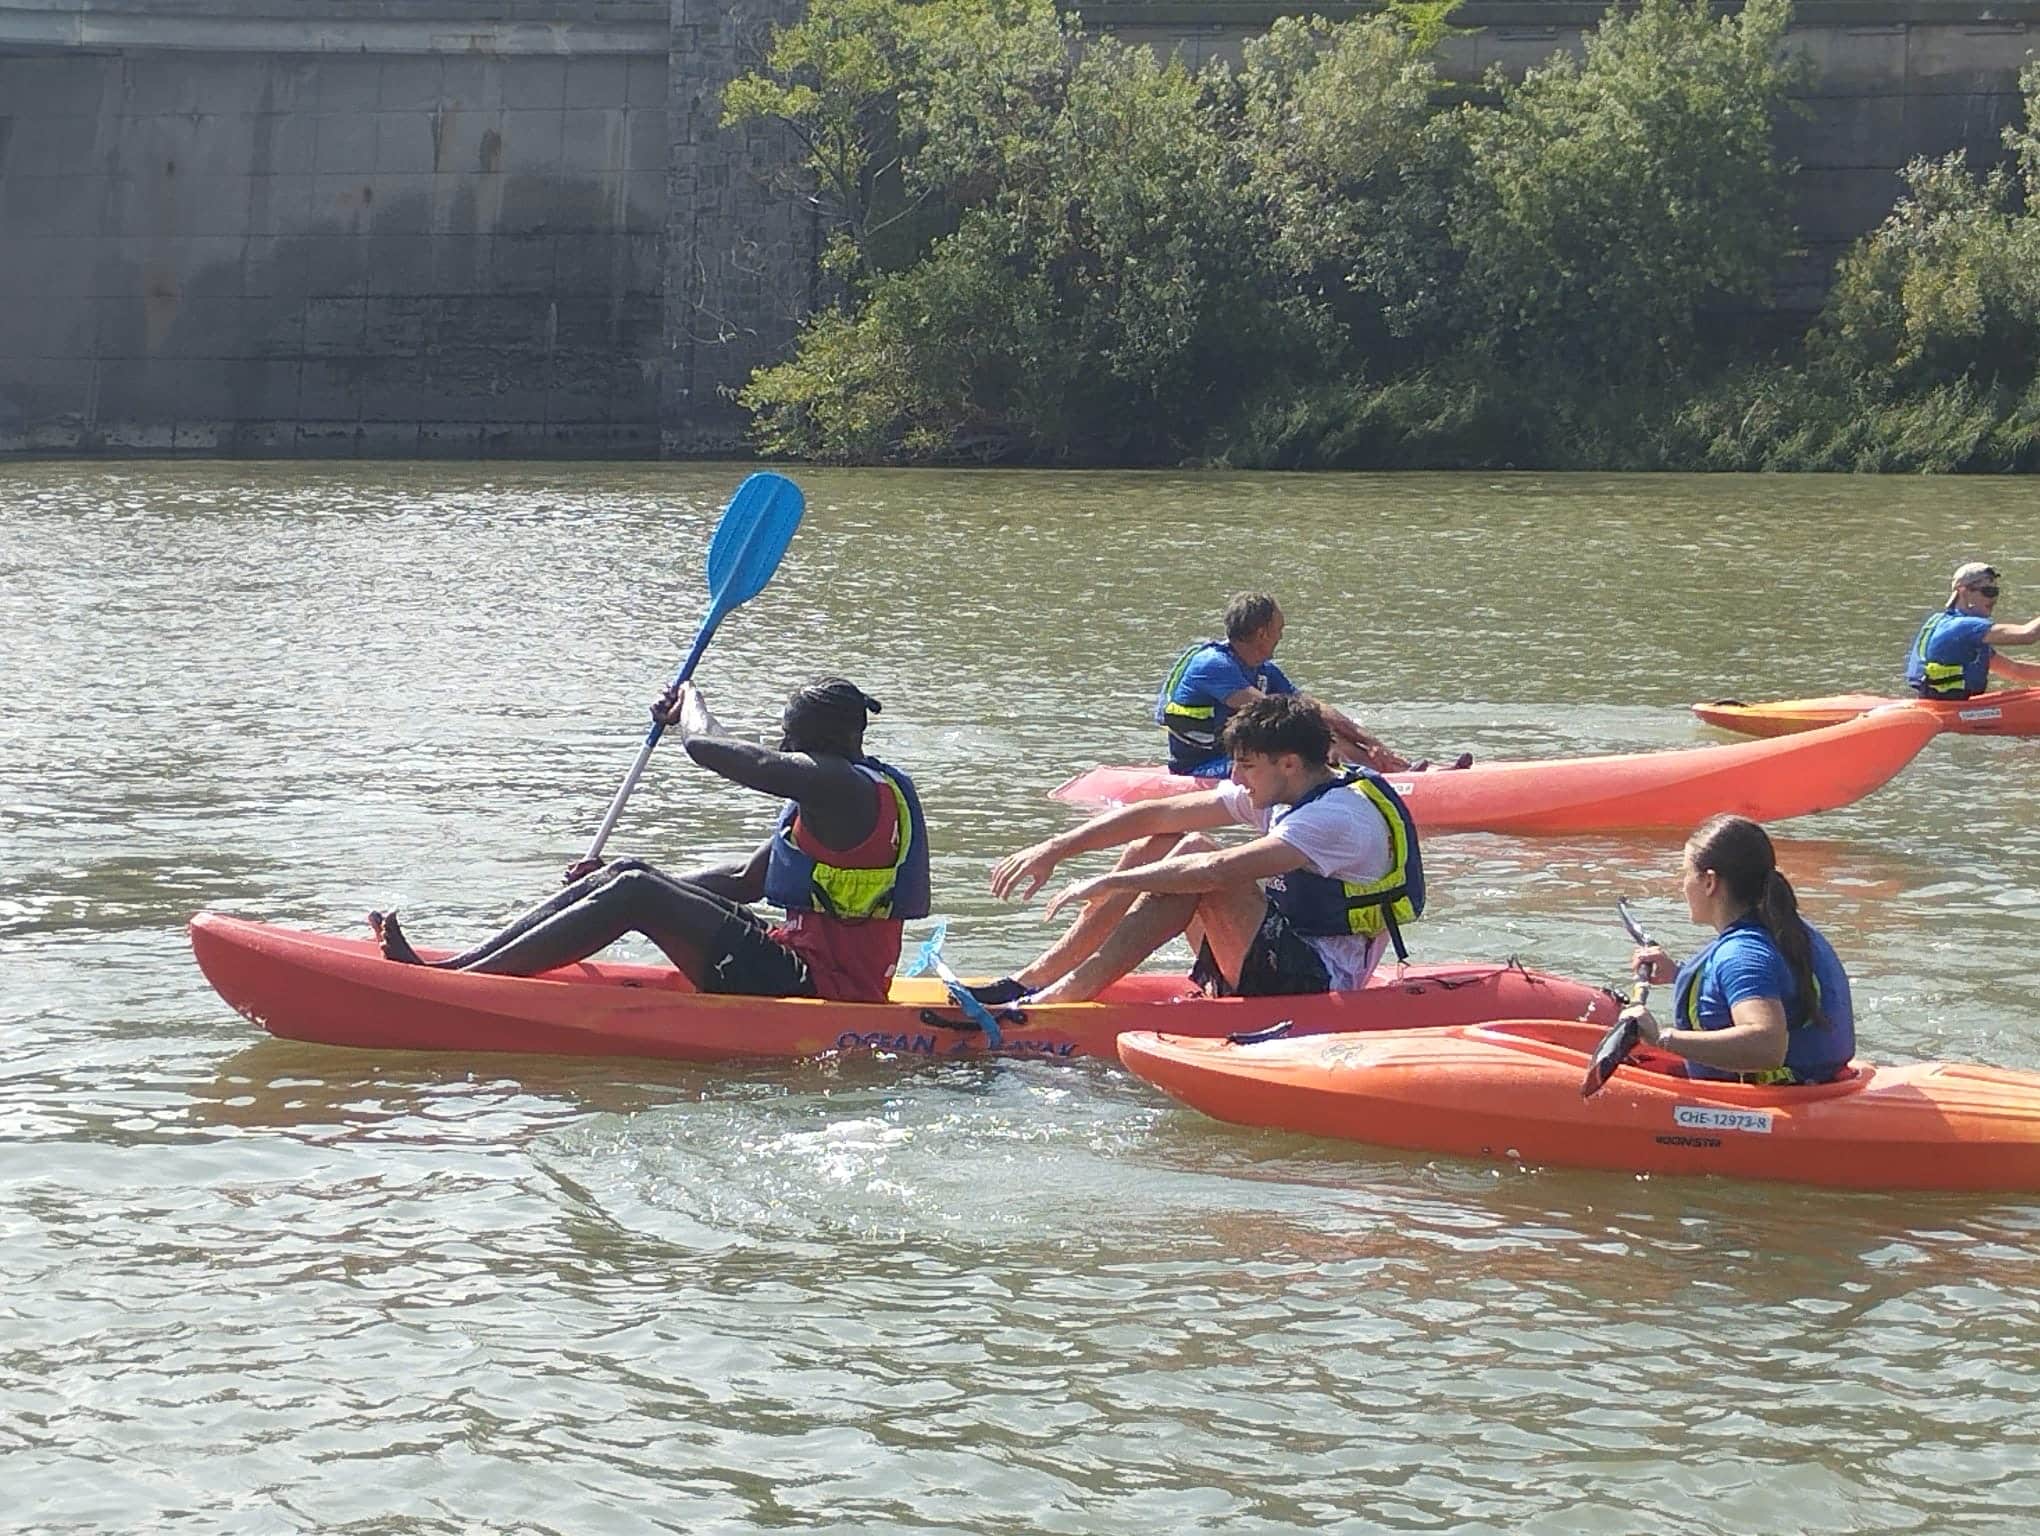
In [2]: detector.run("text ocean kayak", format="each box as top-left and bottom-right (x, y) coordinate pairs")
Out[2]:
(1118, 1020), (2040, 1192)
(188, 912), (1619, 1065)
(1693, 688), (2040, 738)
(1050, 705), (1940, 835)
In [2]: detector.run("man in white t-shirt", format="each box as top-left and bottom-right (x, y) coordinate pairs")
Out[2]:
(974, 694), (1423, 1003)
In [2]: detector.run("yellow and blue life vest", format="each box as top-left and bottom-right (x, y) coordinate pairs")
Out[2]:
(762, 756), (931, 921)
(1154, 641), (1295, 775)
(1263, 769), (1425, 961)
(1670, 918), (1855, 1086)
(1906, 606), (1992, 699)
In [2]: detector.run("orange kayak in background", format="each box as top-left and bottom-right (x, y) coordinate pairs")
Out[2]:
(1692, 688), (2040, 738)
(1119, 1020), (2040, 1192)
(188, 913), (1619, 1065)
(1051, 706), (1940, 834)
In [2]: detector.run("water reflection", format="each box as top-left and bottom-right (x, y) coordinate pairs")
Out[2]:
(7, 462), (2040, 1532)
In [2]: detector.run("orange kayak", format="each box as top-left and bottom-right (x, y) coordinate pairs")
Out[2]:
(188, 912), (1619, 1065)
(1119, 1020), (2040, 1191)
(1693, 688), (2040, 738)
(1050, 706), (1940, 834)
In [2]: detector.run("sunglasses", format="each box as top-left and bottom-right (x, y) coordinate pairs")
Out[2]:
(1975, 585), (2002, 599)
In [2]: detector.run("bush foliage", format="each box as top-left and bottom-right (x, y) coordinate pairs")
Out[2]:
(721, 2), (2040, 470)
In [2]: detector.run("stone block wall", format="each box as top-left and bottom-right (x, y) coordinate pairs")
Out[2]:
(660, 0), (812, 456)
(0, 30), (669, 453)
(2, 1), (2038, 456)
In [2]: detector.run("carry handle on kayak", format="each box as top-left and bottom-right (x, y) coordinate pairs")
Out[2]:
(918, 1006), (1029, 1035)
(1581, 898), (1658, 1099)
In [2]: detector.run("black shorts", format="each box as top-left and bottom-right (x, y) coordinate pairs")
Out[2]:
(700, 899), (817, 998)
(1190, 907), (1332, 998)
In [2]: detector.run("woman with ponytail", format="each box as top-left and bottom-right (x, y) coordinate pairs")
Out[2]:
(1620, 814), (1856, 1085)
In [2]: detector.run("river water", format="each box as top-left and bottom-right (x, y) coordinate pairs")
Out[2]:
(6, 462), (2038, 1533)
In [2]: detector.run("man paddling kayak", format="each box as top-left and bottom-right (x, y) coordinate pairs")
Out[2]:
(1157, 592), (1466, 775)
(1905, 561), (2040, 700)
(972, 694), (1421, 1004)
(371, 677), (930, 1002)
(1618, 815), (1854, 1085)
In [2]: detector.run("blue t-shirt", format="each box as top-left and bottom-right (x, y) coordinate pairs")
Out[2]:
(1905, 608), (1994, 698)
(1673, 918), (1855, 1084)
(1157, 642), (1297, 774)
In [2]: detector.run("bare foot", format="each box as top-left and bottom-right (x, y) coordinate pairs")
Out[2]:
(369, 909), (424, 965)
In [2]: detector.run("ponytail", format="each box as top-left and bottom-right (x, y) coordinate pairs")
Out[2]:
(1756, 867), (1826, 1031)
(1688, 814), (1825, 1030)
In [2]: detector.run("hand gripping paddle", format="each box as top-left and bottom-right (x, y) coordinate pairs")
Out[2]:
(1581, 897), (1658, 1099)
(581, 472), (805, 865)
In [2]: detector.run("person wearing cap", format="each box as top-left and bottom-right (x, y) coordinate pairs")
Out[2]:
(1905, 562), (2040, 700)
(369, 676), (930, 1002)
(1155, 592), (1466, 777)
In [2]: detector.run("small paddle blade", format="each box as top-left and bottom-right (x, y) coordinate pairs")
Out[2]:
(903, 920), (949, 980)
(1580, 1015), (1641, 1099)
(939, 978), (1005, 1047)
(705, 473), (804, 612)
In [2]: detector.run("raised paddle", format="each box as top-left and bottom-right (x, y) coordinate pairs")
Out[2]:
(580, 472), (806, 865)
(1580, 897), (1659, 1099)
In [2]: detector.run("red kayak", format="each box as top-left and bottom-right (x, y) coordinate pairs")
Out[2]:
(1692, 688), (2040, 738)
(1049, 706), (1940, 835)
(188, 912), (1620, 1065)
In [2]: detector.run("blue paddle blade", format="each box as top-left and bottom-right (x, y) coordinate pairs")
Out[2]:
(902, 920), (949, 979)
(705, 473), (804, 612)
(940, 979), (1004, 1049)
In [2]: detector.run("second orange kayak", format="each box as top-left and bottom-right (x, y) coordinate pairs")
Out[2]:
(1051, 706), (1940, 834)
(1119, 1020), (2040, 1191)
(1692, 687), (2040, 738)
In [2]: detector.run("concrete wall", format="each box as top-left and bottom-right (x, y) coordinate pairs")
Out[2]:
(1, 1), (2037, 456)
(0, 5), (669, 454)
(661, 0), (811, 456)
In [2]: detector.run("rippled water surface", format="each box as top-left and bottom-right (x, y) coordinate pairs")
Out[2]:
(6, 463), (2039, 1533)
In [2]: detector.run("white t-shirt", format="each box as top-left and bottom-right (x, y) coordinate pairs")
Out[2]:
(1216, 777), (1395, 990)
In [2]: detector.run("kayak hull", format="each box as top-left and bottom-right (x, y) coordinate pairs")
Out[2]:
(188, 912), (1619, 1065)
(1693, 688), (2040, 738)
(1051, 706), (1941, 834)
(1119, 1021), (2040, 1192)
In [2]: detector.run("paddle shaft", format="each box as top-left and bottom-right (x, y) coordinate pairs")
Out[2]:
(1581, 903), (1660, 1098)
(579, 608), (725, 865)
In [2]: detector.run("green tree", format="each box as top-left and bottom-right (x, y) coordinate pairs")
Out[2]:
(1450, 0), (1805, 381)
(721, 0), (1068, 278)
(1816, 65), (2040, 394)
(744, 33), (1335, 461)
(1236, 13), (1462, 359)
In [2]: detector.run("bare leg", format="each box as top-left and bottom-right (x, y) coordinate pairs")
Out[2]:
(1010, 834), (1188, 991)
(1035, 874), (1269, 1003)
(1183, 881), (1273, 992)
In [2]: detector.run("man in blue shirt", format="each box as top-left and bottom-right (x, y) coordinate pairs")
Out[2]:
(1905, 562), (2040, 699)
(1156, 593), (1451, 776)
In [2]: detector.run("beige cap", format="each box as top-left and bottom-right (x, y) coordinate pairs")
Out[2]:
(1952, 561), (2000, 589)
